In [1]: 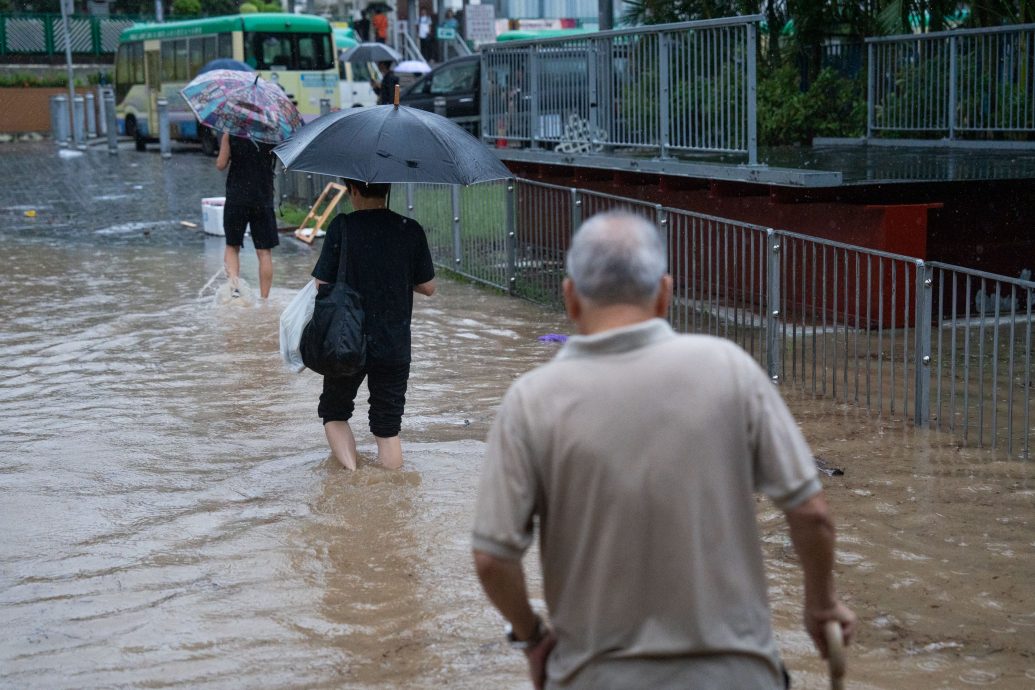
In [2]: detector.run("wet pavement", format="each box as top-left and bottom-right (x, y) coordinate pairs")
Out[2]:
(1, 142), (1034, 689)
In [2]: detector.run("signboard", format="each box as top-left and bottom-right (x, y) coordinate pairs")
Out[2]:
(436, 27), (456, 40)
(464, 3), (496, 44)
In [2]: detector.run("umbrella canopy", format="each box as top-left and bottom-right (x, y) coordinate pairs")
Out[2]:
(181, 69), (302, 144)
(340, 42), (402, 64)
(394, 59), (431, 74)
(273, 105), (512, 185)
(366, 1), (393, 12)
(198, 58), (254, 74)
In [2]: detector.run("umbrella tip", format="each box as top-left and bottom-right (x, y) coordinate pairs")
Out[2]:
(393, 84), (400, 108)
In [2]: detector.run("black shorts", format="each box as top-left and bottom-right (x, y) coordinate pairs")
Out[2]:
(224, 204), (280, 250)
(319, 361), (410, 438)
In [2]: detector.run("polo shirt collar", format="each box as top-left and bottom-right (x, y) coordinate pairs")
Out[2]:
(556, 318), (675, 359)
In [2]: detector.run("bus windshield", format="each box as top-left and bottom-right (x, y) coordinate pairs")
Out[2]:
(245, 32), (334, 71)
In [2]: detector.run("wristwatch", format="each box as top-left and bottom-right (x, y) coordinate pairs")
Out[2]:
(506, 615), (547, 650)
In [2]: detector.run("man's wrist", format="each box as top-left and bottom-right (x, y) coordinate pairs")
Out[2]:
(506, 614), (546, 650)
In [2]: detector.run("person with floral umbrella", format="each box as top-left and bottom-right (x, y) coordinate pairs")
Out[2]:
(182, 69), (301, 300)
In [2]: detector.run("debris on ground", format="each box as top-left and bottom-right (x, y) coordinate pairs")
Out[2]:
(814, 455), (845, 477)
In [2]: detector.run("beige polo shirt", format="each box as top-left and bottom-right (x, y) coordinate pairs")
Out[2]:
(472, 319), (821, 689)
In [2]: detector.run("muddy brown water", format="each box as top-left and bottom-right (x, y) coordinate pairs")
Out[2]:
(1, 146), (1034, 688)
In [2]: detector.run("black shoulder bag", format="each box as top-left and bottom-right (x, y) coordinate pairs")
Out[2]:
(300, 218), (367, 377)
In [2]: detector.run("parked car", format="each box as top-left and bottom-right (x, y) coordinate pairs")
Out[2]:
(399, 55), (480, 136)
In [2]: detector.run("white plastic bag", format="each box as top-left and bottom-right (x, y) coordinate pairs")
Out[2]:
(280, 279), (317, 372)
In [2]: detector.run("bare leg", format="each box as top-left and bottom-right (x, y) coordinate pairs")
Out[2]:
(224, 244), (241, 283)
(256, 248), (273, 299)
(374, 435), (403, 470)
(324, 420), (358, 471)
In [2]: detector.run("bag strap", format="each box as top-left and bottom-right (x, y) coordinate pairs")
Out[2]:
(336, 214), (350, 285)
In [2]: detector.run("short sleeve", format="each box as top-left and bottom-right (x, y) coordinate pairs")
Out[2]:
(743, 353), (822, 512)
(410, 221), (435, 286)
(471, 384), (538, 561)
(311, 215), (344, 282)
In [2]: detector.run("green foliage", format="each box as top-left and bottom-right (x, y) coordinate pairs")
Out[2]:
(238, 1), (257, 12)
(757, 65), (866, 145)
(0, 72), (91, 87)
(171, 0), (200, 14)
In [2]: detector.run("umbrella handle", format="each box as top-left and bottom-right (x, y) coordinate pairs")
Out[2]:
(824, 620), (846, 690)
(394, 84), (400, 108)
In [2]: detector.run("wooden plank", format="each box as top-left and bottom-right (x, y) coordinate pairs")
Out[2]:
(295, 182), (348, 244)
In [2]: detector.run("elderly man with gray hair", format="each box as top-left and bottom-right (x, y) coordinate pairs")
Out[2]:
(471, 212), (856, 689)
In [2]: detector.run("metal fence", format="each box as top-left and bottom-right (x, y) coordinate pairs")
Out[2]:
(0, 13), (141, 58)
(480, 15), (759, 163)
(280, 171), (1033, 458)
(867, 23), (1035, 142)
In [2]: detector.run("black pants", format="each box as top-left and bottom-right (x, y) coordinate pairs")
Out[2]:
(319, 361), (409, 437)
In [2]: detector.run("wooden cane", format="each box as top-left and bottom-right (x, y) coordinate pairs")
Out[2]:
(824, 620), (846, 690)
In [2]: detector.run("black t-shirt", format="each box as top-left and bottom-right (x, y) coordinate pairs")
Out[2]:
(225, 136), (275, 207)
(311, 209), (435, 364)
(377, 71), (400, 105)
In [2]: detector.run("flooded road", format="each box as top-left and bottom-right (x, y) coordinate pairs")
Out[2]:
(1, 143), (1034, 688)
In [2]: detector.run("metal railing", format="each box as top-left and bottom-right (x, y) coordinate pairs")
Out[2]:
(867, 23), (1035, 143)
(0, 13), (140, 58)
(480, 15), (760, 163)
(279, 171), (1033, 458)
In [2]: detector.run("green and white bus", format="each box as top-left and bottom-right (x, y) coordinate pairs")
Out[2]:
(114, 13), (339, 152)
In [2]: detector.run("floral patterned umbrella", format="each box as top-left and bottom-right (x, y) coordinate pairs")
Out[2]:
(180, 69), (303, 144)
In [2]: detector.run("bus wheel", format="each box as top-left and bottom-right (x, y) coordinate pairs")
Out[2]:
(200, 129), (217, 157)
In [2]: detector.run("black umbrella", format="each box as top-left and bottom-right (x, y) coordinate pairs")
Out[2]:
(273, 103), (511, 185)
(366, 1), (393, 12)
(275, 103), (509, 186)
(339, 42), (402, 64)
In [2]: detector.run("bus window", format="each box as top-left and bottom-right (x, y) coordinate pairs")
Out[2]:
(189, 38), (204, 76)
(161, 41), (175, 81)
(202, 35), (218, 65)
(247, 32), (293, 69)
(297, 33), (333, 71)
(132, 42), (144, 84)
(175, 39), (189, 80)
(218, 32), (233, 59)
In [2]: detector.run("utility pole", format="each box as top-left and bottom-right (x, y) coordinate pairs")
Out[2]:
(598, 0), (612, 30)
(59, 0), (76, 130)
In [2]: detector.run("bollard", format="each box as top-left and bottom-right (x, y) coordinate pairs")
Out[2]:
(54, 94), (71, 147)
(96, 85), (107, 136)
(50, 95), (68, 147)
(72, 95), (86, 149)
(157, 97), (171, 159)
(319, 98), (331, 116)
(85, 92), (97, 138)
(104, 89), (118, 155)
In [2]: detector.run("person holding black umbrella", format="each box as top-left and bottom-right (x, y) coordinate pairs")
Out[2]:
(309, 179), (436, 471)
(371, 60), (400, 105)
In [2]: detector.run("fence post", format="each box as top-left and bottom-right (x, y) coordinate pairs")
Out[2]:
(866, 42), (875, 140)
(0, 16), (7, 58)
(104, 89), (117, 155)
(948, 35), (957, 141)
(570, 187), (582, 232)
(451, 184), (462, 268)
(587, 39), (599, 150)
(506, 180), (517, 296)
(766, 229), (782, 382)
(655, 205), (669, 271)
(913, 262), (933, 427)
(746, 22), (758, 165)
(658, 31), (671, 159)
(529, 45), (540, 149)
(157, 97), (171, 158)
(96, 84), (107, 136)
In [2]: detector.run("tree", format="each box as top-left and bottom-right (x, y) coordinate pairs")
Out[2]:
(172, 0), (200, 14)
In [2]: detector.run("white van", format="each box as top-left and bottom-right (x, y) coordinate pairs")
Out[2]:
(339, 61), (378, 108)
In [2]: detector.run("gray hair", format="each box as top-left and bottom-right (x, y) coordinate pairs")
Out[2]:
(565, 211), (666, 306)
